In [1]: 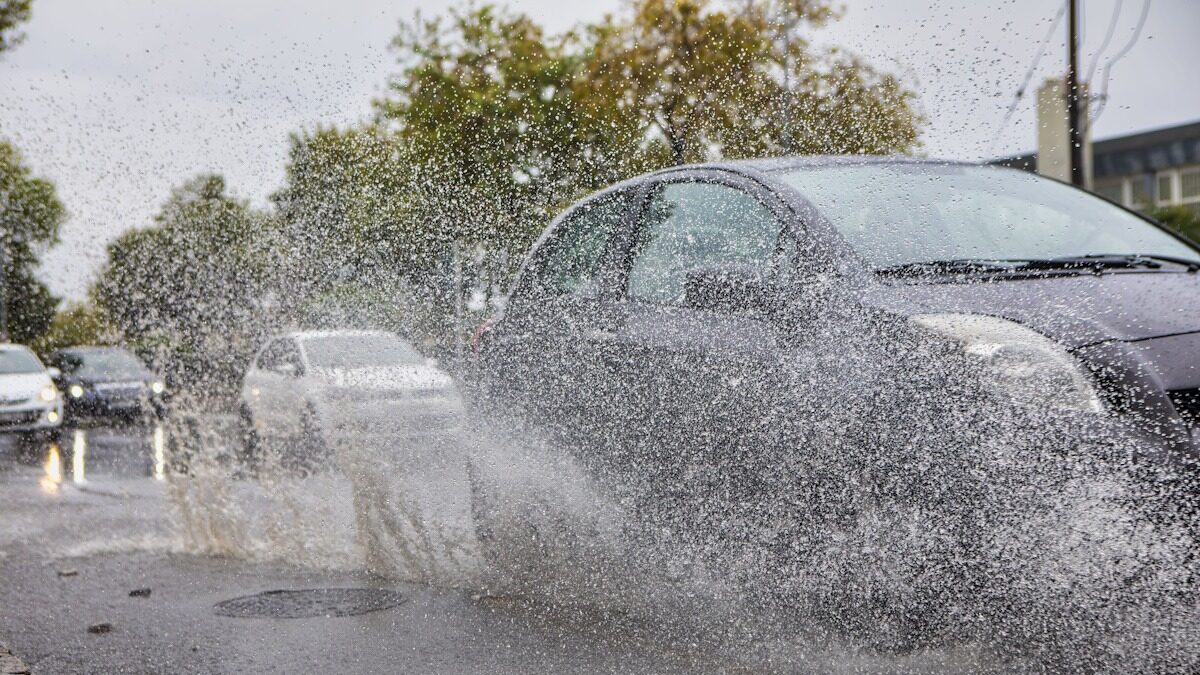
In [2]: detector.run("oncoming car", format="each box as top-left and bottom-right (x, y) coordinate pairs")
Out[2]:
(0, 344), (63, 441)
(240, 330), (463, 466)
(48, 346), (166, 423)
(473, 157), (1200, 491)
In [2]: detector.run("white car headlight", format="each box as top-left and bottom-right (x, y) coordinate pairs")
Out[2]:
(38, 384), (59, 402)
(911, 313), (1104, 413)
(150, 380), (165, 395)
(69, 384), (85, 399)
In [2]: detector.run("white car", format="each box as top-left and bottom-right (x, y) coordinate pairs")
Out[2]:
(0, 344), (63, 440)
(239, 330), (463, 464)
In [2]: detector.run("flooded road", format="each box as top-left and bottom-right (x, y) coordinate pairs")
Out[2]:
(0, 423), (722, 674)
(0, 419), (1192, 674)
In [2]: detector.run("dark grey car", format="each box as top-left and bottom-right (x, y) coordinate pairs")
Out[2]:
(475, 157), (1200, 466)
(466, 156), (1200, 651)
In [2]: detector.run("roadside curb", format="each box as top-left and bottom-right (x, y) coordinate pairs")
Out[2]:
(0, 643), (30, 675)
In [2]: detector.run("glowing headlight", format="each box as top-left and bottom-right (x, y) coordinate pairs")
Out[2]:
(68, 384), (85, 399)
(39, 385), (59, 402)
(911, 313), (1103, 413)
(150, 380), (165, 395)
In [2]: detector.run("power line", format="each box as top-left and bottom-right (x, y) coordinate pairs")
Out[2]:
(985, 3), (1068, 157)
(1085, 0), (1123, 85)
(1090, 0), (1151, 126)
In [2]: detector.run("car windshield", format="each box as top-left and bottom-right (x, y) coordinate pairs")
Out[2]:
(777, 164), (1200, 269)
(302, 335), (424, 369)
(0, 348), (44, 375)
(71, 350), (149, 379)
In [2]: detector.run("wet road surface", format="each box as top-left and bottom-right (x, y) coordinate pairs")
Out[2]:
(0, 424), (715, 674)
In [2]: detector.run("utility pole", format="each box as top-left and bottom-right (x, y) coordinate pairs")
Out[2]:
(0, 228), (7, 343)
(1066, 0), (1084, 186)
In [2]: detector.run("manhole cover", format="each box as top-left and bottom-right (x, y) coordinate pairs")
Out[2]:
(214, 588), (405, 619)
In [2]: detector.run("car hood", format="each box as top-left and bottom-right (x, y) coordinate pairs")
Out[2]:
(862, 271), (1200, 349)
(311, 365), (455, 391)
(0, 372), (52, 399)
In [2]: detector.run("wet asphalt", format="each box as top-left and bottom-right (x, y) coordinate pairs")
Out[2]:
(0, 425), (712, 675)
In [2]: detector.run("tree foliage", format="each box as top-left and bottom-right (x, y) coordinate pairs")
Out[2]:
(0, 139), (64, 343)
(272, 126), (423, 301)
(92, 175), (272, 400)
(377, 6), (608, 258)
(376, 0), (922, 258)
(1150, 205), (1200, 244)
(0, 0), (31, 55)
(30, 301), (116, 358)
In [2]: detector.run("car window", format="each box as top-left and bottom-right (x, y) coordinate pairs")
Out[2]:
(278, 339), (304, 373)
(302, 334), (424, 369)
(256, 339), (301, 372)
(528, 192), (629, 298)
(74, 350), (149, 379)
(0, 348), (45, 375)
(626, 181), (782, 305)
(777, 164), (1200, 267)
(50, 353), (82, 374)
(255, 340), (283, 370)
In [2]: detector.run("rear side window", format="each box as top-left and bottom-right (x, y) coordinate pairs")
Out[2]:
(256, 340), (290, 371)
(527, 192), (629, 298)
(627, 182), (781, 305)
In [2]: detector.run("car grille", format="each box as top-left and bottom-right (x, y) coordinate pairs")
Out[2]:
(93, 382), (144, 399)
(0, 410), (41, 427)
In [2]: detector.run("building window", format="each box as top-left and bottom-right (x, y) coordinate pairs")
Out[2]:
(1129, 175), (1152, 209)
(1093, 180), (1123, 204)
(1157, 172), (1175, 205)
(1181, 168), (1200, 203)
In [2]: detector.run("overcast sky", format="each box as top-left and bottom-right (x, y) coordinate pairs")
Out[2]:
(2, 0), (1198, 300)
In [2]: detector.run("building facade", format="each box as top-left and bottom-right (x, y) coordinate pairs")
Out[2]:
(1001, 117), (1200, 215)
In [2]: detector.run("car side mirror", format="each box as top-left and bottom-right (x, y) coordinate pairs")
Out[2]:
(684, 264), (776, 313)
(46, 367), (61, 380)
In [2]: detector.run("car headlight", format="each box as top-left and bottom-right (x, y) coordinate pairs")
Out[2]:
(910, 313), (1104, 413)
(39, 385), (59, 402)
(150, 380), (165, 395)
(68, 384), (85, 399)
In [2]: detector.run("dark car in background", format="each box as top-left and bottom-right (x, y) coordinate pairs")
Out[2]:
(48, 347), (166, 423)
(474, 158), (1200, 475)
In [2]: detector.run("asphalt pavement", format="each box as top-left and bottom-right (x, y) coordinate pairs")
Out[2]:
(0, 422), (1015, 674)
(0, 424), (722, 674)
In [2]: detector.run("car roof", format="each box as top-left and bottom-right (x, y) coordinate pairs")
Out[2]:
(286, 330), (398, 341)
(645, 154), (981, 179)
(55, 345), (130, 355)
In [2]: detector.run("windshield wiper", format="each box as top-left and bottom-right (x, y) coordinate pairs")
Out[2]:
(1010, 254), (1200, 273)
(877, 254), (1200, 278)
(875, 259), (1022, 277)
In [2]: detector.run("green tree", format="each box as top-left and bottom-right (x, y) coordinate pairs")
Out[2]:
(271, 126), (455, 349)
(0, 0), (31, 55)
(30, 301), (116, 357)
(0, 139), (65, 343)
(581, 0), (920, 164)
(271, 126), (423, 301)
(92, 175), (272, 402)
(377, 5), (603, 260)
(1150, 205), (1200, 244)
